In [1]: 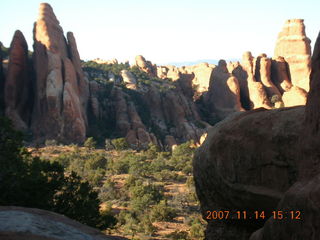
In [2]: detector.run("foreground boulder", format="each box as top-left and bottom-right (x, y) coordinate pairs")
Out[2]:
(193, 106), (304, 239)
(0, 206), (126, 240)
(249, 28), (320, 240)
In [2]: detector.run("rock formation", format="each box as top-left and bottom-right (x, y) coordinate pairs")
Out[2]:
(193, 28), (320, 240)
(193, 106), (304, 239)
(32, 3), (88, 143)
(270, 56), (292, 93)
(4, 30), (33, 131)
(249, 28), (320, 240)
(239, 52), (272, 110)
(204, 60), (244, 119)
(135, 55), (157, 77)
(255, 55), (281, 99)
(0, 42), (4, 116)
(121, 69), (137, 89)
(274, 19), (311, 92)
(0, 206), (126, 240)
(0, 4), (315, 151)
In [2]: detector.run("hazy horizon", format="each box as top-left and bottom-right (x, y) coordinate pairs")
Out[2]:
(1, 0), (319, 65)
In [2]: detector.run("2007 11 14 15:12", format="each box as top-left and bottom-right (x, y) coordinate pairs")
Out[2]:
(205, 210), (301, 220)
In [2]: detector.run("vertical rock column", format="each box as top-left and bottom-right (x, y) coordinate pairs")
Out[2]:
(4, 30), (33, 131)
(32, 3), (87, 143)
(274, 19), (311, 91)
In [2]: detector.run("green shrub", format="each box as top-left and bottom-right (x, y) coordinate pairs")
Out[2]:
(150, 200), (178, 221)
(111, 138), (129, 150)
(165, 230), (189, 240)
(84, 137), (97, 149)
(189, 218), (206, 239)
(99, 179), (118, 201)
(129, 182), (164, 211)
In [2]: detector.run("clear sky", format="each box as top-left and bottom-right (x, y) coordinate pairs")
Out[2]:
(1, 0), (319, 65)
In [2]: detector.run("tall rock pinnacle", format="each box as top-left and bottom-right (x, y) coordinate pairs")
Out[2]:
(274, 19), (311, 91)
(32, 3), (88, 143)
(5, 30), (33, 131)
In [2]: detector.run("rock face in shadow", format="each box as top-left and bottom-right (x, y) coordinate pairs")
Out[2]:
(0, 42), (5, 116)
(0, 206), (126, 240)
(4, 30), (33, 131)
(32, 3), (88, 143)
(193, 30), (320, 240)
(249, 29), (320, 240)
(193, 107), (304, 239)
(274, 19), (311, 91)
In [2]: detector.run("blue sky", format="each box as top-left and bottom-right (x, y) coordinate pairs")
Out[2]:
(1, 0), (319, 64)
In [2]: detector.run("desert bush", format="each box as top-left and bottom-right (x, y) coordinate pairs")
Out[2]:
(84, 137), (97, 149)
(129, 182), (164, 212)
(111, 138), (129, 150)
(99, 179), (118, 201)
(189, 218), (206, 239)
(150, 200), (178, 221)
(165, 230), (189, 240)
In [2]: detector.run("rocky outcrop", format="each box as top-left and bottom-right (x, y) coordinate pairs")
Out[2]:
(193, 107), (304, 239)
(0, 5), (315, 151)
(282, 86), (307, 107)
(120, 70), (137, 89)
(270, 57), (292, 93)
(249, 29), (320, 240)
(135, 55), (157, 77)
(256, 56), (281, 99)
(204, 60), (243, 119)
(111, 87), (152, 149)
(0, 206), (126, 240)
(194, 29), (320, 240)
(274, 19), (311, 91)
(240, 52), (272, 110)
(32, 3), (88, 143)
(4, 30), (33, 131)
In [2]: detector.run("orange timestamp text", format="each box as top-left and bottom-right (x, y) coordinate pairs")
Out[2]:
(205, 210), (301, 220)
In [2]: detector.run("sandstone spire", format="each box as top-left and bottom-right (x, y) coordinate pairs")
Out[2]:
(32, 3), (87, 143)
(5, 30), (33, 131)
(274, 19), (311, 91)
